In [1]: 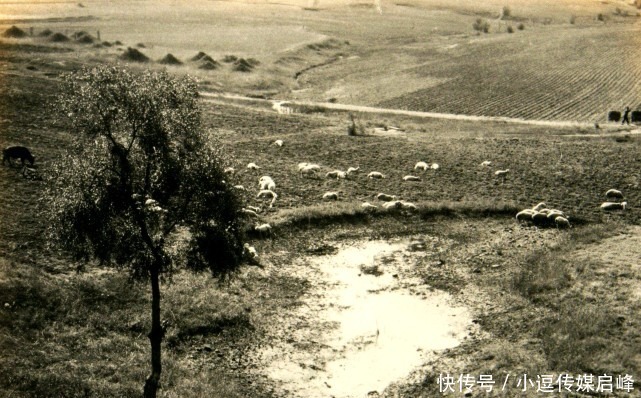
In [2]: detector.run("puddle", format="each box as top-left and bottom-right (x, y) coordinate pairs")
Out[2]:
(259, 240), (472, 398)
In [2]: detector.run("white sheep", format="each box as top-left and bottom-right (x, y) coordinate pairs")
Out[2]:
(243, 243), (260, 264)
(376, 193), (397, 202)
(361, 202), (378, 210)
(532, 202), (547, 212)
(246, 205), (261, 213)
(400, 201), (418, 211)
(323, 191), (339, 200)
(480, 161), (492, 167)
(532, 212), (550, 226)
(242, 208), (259, 217)
(414, 161), (429, 171)
(247, 162), (261, 170)
(403, 175), (421, 182)
(273, 139), (284, 147)
(224, 167), (235, 174)
(257, 189), (278, 207)
(255, 223), (272, 235)
(546, 210), (565, 222)
(494, 169), (509, 177)
(430, 163), (440, 170)
(606, 189), (624, 200)
(368, 171), (385, 179)
(516, 209), (536, 222)
(233, 185), (245, 191)
(326, 170), (346, 179)
(346, 167), (360, 175)
(601, 201), (627, 211)
(297, 162), (309, 170)
(300, 165), (318, 178)
(555, 216), (571, 229)
(259, 176), (276, 191)
(382, 200), (403, 210)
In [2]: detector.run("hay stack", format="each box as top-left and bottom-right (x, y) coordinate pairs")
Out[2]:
(120, 47), (150, 63)
(233, 58), (254, 72)
(3, 26), (27, 38)
(75, 33), (95, 44)
(198, 59), (219, 70)
(159, 53), (183, 65)
(191, 51), (208, 61)
(49, 33), (70, 42)
(608, 111), (622, 122)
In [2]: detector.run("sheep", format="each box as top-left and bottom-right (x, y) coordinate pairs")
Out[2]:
(494, 169), (509, 177)
(224, 167), (235, 174)
(243, 243), (260, 265)
(297, 162), (309, 170)
(259, 176), (276, 191)
(242, 208), (259, 217)
(516, 209), (536, 222)
(403, 175), (421, 182)
(400, 201), (418, 211)
(326, 170), (346, 179)
(361, 202), (378, 210)
(532, 212), (551, 227)
(255, 223), (272, 235)
(532, 202), (547, 212)
(376, 193), (397, 202)
(382, 200), (403, 210)
(346, 167), (360, 175)
(546, 210), (565, 222)
(600, 201), (627, 211)
(322, 191), (339, 200)
(414, 161), (429, 171)
(300, 165), (318, 178)
(368, 171), (385, 179)
(555, 216), (571, 229)
(480, 160), (492, 167)
(233, 185), (245, 191)
(430, 163), (440, 170)
(246, 205), (261, 213)
(247, 162), (261, 170)
(273, 139), (284, 147)
(606, 189), (624, 200)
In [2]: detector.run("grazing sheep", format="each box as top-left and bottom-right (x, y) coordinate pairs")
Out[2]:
(361, 202), (378, 210)
(546, 210), (565, 222)
(601, 201), (627, 211)
(224, 167), (235, 174)
(494, 169), (509, 177)
(3, 145), (34, 166)
(247, 162), (261, 170)
(516, 209), (536, 222)
(273, 139), (284, 147)
(430, 163), (440, 170)
(145, 198), (158, 207)
(376, 193), (397, 202)
(322, 191), (339, 200)
(233, 185), (245, 191)
(326, 170), (346, 179)
(532, 212), (551, 227)
(246, 205), (261, 213)
(346, 166), (360, 175)
(256, 189), (278, 207)
(255, 223), (272, 235)
(414, 161), (429, 171)
(480, 160), (492, 167)
(259, 176), (276, 190)
(403, 175), (421, 182)
(297, 162), (309, 170)
(243, 243), (260, 264)
(555, 216), (571, 229)
(300, 165), (318, 178)
(532, 202), (547, 212)
(242, 208), (259, 217)
(606, 189), (624, 200)
(368, 171), (385, 179)
(400, 201), (418, 211)
(382, 200), (403, 210)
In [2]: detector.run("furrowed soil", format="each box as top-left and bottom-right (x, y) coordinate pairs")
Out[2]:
(1, 1), (641, 397)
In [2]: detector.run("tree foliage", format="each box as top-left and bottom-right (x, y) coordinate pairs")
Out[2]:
(45, 65), (245, 279)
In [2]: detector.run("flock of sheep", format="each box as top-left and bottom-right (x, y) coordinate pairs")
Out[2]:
(514, 189), (628, 229)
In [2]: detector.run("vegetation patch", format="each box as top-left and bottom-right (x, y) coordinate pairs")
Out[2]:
(158, 53), (183, 65)
(3, 26), (27, 38)
(120, 47), (149, 62)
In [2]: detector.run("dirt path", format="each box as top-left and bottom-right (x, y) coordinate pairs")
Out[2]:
(200, 92), (641, 131)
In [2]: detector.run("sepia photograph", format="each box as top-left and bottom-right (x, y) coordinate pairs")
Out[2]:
(0, 0), (640, 396)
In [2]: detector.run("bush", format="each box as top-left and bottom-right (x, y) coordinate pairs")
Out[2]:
(502, 6), (511, 18)
(473, 18), (491, 33)
(507, 25), (514, 33)
(597, 13), (606, 21)
(517, 23), (525, 30)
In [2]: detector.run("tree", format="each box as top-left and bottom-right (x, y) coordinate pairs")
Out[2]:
(44, 65), (246, 397)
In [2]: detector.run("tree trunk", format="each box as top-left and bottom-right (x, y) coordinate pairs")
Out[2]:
(144, 265), (163, 398)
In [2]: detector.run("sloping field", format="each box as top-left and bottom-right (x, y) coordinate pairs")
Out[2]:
(377, 23), (641, 123)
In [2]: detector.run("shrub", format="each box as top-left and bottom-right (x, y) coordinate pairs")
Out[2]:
(517, 23), (525, 30)
(502, 6), (511, 18)
(507, 25), (514, 33)
(3, 25), (27, 38)
(473, 18), (491, 33)
(597, 13), (606, 21)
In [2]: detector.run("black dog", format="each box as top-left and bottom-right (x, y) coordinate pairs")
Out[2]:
(2, 146), (35, 166)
